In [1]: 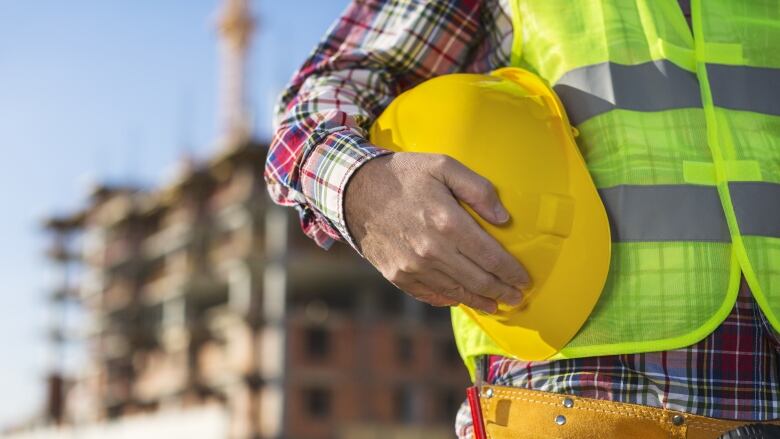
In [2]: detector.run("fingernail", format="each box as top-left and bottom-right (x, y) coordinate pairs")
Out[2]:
(484, 302), (498, 314)
(504, 293), (524, 306)
(494, 205), (509, 223)
(514, 281), (532, 291)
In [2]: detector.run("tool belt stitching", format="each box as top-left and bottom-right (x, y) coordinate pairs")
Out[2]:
(483, 391), (493, 439)
(685, 419), (780, 432)
(685, 423), (729, 433)
(488, 388), (673, 423)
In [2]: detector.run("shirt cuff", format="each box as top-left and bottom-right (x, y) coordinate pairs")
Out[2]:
(299, 125), (392, 252)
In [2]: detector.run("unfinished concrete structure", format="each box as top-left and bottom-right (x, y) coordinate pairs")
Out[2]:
(34, 1), (468, 438)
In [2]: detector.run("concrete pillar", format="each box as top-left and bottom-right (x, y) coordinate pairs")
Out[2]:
(259, 206), (288, 439)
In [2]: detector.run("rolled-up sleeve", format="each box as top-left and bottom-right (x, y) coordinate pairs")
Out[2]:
(265, 0), (488, 250)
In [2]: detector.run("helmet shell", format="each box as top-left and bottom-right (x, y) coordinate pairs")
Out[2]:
(369, 68), (611, 360)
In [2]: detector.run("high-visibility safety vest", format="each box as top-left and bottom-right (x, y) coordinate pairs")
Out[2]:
(452, 0), (780, 380)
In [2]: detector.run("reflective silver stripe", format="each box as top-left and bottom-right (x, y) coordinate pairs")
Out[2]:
(729, 182), (780, 237)
(553, 60), (702, 125)
(599, 185), (730, 242)
(707, 65), (780, 116)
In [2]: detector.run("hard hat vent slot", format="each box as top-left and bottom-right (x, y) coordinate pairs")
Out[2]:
(536, 193), (575, 238)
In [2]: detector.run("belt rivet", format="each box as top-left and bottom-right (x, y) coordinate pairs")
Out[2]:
(672, 414), (685, 426)
(563, 398), (574, 408)
(555, 415), (566, 426)
(484, 388), (494, 399)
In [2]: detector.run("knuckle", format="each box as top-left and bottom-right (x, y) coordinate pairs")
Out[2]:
(481, 253), (502, 273)
(430, 209), (457, 233)
(382, 266), (410, 284)
(475, 177), (494, 197)
(432, 154), (453, 169)
(414, 238), (439, 259)
(471, 276), (494, 294)
(442, 284), (467, 301)
(397, 255), (424, 273)
(383, 268), (404, 284)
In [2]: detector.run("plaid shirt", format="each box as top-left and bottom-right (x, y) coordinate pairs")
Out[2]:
(264, 0), (780, 436)
(265, 0), (510, 249)
(454, 279), (780, 438)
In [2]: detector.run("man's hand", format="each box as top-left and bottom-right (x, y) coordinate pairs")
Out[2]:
(344, 152), (530, 313)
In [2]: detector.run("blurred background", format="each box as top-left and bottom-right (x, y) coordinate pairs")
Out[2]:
(0, 1), (468, 438)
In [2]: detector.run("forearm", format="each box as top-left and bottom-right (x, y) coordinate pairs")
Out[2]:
(264, 0), (486, 249)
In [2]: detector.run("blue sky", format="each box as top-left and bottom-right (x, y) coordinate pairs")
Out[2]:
(0, 0), (348, 427)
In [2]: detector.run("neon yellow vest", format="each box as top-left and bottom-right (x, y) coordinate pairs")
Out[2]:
(453, 0), (780, 380)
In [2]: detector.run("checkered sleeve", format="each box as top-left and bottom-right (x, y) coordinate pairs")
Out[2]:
(265, 0), (488, 250)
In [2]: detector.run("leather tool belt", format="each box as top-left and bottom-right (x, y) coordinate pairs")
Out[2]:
(467, 384), (780, 439)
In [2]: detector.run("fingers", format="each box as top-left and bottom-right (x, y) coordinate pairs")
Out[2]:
(422, 269), (499, 313)
(459, 234), (531, 291)
(403, 282), (459, 307)
(435, 249), (524, 306)
(393, 182), (528, 306)
(358, 152), (531, 314)
(446, 203), (531, 290)
(389, 268), (499, 314)
(426, 188), (531, 291)
(428, 155), (510, 225)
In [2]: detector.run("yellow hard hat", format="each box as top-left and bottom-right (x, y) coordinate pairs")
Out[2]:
(369, 67), (611, 360)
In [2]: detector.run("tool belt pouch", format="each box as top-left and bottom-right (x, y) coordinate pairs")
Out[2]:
(470, 385), (780, 439)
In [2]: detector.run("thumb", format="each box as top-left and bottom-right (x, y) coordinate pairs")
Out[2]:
(430, 155), (509, 225)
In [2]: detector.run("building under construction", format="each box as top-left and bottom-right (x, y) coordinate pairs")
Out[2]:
(30, 1), (468, 438)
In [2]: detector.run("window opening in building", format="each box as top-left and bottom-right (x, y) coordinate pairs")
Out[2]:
(305, 326), (330, 359)
(393, 386), (415, 423)
(396, 334), (413, 364)
(305, 387), (332, 419)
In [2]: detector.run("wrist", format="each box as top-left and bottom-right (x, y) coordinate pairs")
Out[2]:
(343, 153), (394, 251)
